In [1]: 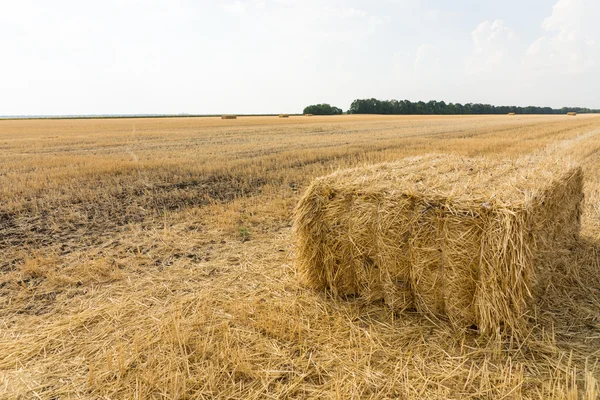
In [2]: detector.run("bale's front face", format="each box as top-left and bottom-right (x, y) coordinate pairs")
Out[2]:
(377, 196), (414, 312)
(440, 209), (482, 328)
(409, 203), (445, 316)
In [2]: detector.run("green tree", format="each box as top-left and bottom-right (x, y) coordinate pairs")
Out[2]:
(303, 103), (343, 115)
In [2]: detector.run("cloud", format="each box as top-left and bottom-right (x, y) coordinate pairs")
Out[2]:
(465, 19), (516, 75)
(322, 7), (368, 19)
(414, 44), (440, 75)
(223, 1), (246, 14)
(391, 43), (462, 102)
(525, 0), (598, 74)
(471, 20), (515, 51)
(271, 0), (297, 7)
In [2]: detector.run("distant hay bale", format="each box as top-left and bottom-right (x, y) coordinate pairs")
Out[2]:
(508, 112), (516, 115)
(293, 154), (583, 335)
(221, 115), (237, 119)
(304, 114), (313, 116)
(279, 114), (289, 118)
(567, 112), (577, 116)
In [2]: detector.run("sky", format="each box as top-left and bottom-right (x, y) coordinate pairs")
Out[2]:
(0, 0), (598, 115)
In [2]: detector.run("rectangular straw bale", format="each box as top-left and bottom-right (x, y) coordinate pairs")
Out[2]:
(293, 154), (583, 335)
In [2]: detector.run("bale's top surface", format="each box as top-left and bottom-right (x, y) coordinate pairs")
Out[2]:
(313, 154), (578, 209)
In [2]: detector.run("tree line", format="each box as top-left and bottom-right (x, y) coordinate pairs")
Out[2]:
(347, 99), (600, 115)
(303, 100), (600, 115)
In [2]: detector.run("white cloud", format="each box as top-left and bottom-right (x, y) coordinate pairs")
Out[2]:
(414, 44), (440, 75)
(223, 1), (246, 14)
(465, 19), (516, 75)
(525, 0), (598, 74)
(271, 0), (297, 7)
(409, 44), (459, 100)
(322, 7), (367, 19)
(368, 15), (391, 32)
(472, 20), (514, 50)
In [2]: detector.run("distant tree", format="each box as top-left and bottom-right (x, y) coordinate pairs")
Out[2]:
(331, 106), (343, 115)
(346, 98), (600, 115)
(303, 103), (343, 115)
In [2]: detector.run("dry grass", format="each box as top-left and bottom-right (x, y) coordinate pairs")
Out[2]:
(1, 114), (600, 398)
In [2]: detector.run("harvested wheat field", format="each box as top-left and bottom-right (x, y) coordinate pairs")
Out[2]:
(1, 114), (600, 399)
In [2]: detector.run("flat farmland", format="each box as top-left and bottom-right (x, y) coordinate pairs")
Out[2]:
(2, 114), (600, 399)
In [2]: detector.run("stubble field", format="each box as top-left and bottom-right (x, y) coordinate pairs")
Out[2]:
(1, 114), (600, 399)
